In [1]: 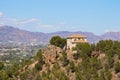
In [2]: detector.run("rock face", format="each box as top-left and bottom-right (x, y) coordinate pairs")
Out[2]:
(43, 45), (62, 64)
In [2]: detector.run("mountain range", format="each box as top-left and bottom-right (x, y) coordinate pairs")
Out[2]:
(0, 25), (120, 44)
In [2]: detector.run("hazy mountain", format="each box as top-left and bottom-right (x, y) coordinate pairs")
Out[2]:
(101, 32), (120, 41)
(0, 25), (120, 43)
(0, 26), (46, 43)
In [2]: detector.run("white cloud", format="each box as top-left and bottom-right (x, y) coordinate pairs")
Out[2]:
(0, 12), (69, 32)
(58, 21), (67, 25)
(0, 16), (57, 32)
(104, 29), (119, 33)
(0, 17), (39, 27)
(0, 12), (3, 17)
(39, 24), (54, 28)
(13, 18), (38, 25)
(104, 29), (110, 33)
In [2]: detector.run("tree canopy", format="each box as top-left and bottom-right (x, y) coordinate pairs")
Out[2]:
(49, 36), (66, 48)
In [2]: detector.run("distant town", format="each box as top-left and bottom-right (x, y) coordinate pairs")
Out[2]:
(0, 42), (44, 66)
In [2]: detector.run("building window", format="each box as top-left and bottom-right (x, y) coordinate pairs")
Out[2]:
(72, 42), (75, 44)
(74, 39), (77, 41)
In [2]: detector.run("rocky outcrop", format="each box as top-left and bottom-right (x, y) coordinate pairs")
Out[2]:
(43, 45), (62, 64)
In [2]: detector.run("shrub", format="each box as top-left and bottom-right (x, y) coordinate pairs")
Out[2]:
(0, 61), (4, 70)
(114, 62), (120, 73)
(35, 63), (42, 71)
(76, 43), (92, 56)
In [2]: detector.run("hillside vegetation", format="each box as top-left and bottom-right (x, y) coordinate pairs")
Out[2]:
(1, 36), (120, 80)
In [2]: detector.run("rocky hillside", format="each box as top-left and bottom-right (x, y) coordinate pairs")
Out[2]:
(0, 25), (120, 43)
(17, 40), (120, 80)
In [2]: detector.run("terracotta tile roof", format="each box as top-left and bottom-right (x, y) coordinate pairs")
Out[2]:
(67, 34), (86, 38)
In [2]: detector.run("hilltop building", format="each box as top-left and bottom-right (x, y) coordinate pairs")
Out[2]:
(66, 34), (87, 49)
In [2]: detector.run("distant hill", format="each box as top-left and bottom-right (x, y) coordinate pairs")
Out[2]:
(101, 32), (120, 41)
(0, 26), (46, 43)
(0, 25), (120, 43)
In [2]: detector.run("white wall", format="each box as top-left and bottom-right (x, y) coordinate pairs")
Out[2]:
(67, 37), (87, 50)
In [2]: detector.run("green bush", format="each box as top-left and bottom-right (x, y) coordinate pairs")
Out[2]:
(114, 62), (120, 73)
(69, 61), (76, 73)
(0, 61), (4, 70)
(73, 53), (80, 60)
(76, 43), (92, 56)
(35, 49), (44, 71)
(53, 62), (60, 70)
(62, 51), (69, 67)
(0, 71), (8, 80)
(35, 63), (42, 71)
(106, 71), (112, 80)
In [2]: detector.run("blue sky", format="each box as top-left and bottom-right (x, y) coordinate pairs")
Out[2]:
(0, 0), (120, 35)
